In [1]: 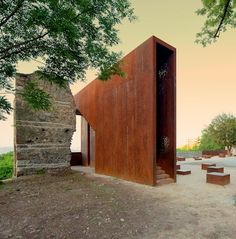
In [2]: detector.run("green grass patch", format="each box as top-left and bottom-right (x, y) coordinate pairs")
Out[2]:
(0, 152), (13, 180)
(36, 168), (45, 175)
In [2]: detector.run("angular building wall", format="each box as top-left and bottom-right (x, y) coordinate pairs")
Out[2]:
(74, 36), (176, 185)
(14, 73), (76, 176)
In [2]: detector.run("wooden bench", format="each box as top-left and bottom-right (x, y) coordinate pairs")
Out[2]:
(219, 153), (226, 158)
(177, 157), (185, 161)
(201, 163), (216, 170)
(193, 157), (202, 160)
(176, 165), (180, 170)
(177, 169), (191, 175)
(206, 172), (230, 185)
(202, 155), (212, 159)
(207, 166), (224, 173)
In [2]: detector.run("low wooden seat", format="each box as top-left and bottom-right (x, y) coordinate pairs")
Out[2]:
(176, 165), (180, 170)
(201, 163), (216, 170)
(207, 166), (224, 173)
(206, 172), (230, 185)
(177, 169), (191, 175)
(219, 153), (226, 158)
(177, 157), (185, 161)
(202, 155), (212, 159)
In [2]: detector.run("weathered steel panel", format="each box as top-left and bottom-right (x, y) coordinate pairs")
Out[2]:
(74, 36), (176, 185)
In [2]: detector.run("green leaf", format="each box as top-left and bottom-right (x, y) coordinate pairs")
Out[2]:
(233, 0), (236, 7)
(19, 81), (52, 111)
(0, 96), (13, 120)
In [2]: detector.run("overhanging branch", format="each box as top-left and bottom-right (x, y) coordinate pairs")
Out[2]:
(214, 0), (232, 38)
(0, 0), (25, 28)
(0, 31), (49, 58)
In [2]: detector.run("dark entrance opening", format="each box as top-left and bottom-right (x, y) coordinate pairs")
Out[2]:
(156, 43), (176, 180)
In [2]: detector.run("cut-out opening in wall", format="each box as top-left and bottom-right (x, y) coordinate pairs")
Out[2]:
(70, 115), (82, 152)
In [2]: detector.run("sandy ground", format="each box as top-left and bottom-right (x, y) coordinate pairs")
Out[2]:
(0, 157), (236, 239)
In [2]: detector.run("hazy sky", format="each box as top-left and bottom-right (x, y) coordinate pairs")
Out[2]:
(1, 0), (236, 148)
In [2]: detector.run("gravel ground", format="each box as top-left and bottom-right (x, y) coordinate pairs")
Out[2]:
(181, 156), (236, 168)
(0, 157), (236, 239)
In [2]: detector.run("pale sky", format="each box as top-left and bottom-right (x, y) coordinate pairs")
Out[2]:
(1, 0), (236, 149)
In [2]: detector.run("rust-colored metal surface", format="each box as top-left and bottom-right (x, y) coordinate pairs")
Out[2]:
(202, 163), (216, 170)
(74, 36), (176, 185)
(206, 172), (230, 185)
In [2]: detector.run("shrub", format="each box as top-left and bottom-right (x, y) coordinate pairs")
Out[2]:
(0, 152), (13, 180)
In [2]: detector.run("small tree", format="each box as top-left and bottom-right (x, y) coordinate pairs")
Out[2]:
(198, 128), (222, 150)
(206, 113), (236, 155)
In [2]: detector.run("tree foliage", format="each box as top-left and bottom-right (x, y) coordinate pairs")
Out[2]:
(19, 80), (52, 110)
(196, 0), (236, 46)
(198, 128), (222, 150)
(0, 0), (135, 119)
(0, 96), (13, 120)
(199, 113), (236, 153)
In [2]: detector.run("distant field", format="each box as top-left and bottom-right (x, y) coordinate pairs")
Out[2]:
(0, 147), (13, 154)
(0, 152), (13, 180)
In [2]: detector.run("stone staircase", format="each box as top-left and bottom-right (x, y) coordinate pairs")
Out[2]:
(156, 165), (174, 186)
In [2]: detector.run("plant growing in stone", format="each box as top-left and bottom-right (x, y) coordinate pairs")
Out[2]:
(0, 0), (135, 120)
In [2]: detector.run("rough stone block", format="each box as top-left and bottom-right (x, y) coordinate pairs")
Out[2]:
(201, 163), (216, 170)
(14, 73), (76, 176)
(207, 166), (224, 173)
(206, 172), (230, 185)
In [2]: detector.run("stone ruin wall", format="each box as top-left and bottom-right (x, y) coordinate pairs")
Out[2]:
(14, 73), (76, 176)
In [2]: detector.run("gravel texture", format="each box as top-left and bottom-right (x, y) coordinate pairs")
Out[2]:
(0, 157), (236, 239)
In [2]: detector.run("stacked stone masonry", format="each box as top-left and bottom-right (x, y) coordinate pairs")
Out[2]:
(14, 73), (76, 176)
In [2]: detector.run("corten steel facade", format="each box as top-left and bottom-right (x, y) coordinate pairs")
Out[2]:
(74, 36), (176, 186)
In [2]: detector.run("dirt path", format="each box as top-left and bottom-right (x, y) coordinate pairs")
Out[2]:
(0, 165), (236, 239)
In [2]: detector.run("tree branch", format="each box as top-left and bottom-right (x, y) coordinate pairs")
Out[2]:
(214, 0), (232, 38)
(0, 41), (48, 60)
(0, 4), (95, 57)
(71, 5), (98, 21)
(0, 0), (25, 28)
(0, 31), (49, 58)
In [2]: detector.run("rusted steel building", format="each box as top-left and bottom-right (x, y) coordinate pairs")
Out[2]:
(74, 36), (176, 186)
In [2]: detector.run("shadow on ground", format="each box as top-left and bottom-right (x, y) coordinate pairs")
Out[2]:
(0, 162), (236, 239)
